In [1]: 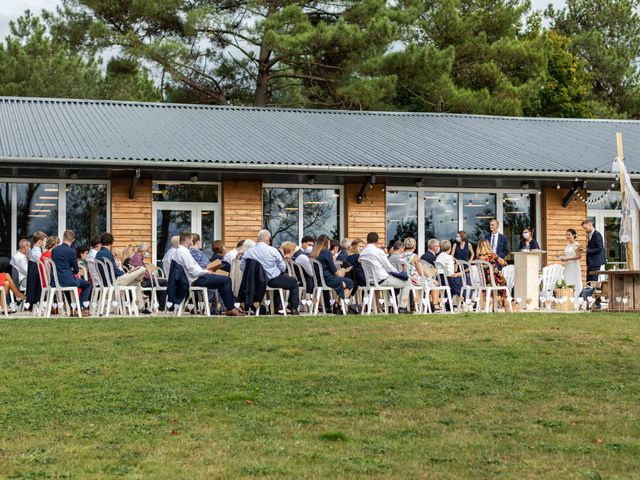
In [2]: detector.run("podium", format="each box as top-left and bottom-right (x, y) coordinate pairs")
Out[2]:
(513, 251), (545, 311)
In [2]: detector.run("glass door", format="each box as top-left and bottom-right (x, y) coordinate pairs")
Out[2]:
(588, 211), (626, 269)
(153, 203), (221, 264)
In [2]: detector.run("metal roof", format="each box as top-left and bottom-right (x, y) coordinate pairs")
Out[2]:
(0, 96), (639, 177)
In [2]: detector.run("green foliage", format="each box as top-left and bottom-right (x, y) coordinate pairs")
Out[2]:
(0, 313), (639, 478)
(0, 11), (160, 101)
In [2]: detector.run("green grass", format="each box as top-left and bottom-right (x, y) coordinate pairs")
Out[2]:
(0, 313), (639, 479)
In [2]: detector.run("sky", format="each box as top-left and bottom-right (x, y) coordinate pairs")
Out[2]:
(0, 0), (566, 38)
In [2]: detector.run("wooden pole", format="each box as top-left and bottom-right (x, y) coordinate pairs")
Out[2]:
(616, 132), (635, 270)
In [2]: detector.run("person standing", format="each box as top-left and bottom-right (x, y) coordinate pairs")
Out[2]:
(51, 230), (92, 316)
(560, 229), (583, 301)
(519, 227), (540, 250)
(452, 230), (474, 262)
(485, 219), (509, 260)
(580, 219), (606, 282)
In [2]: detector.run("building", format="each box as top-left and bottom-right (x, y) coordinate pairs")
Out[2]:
(0, 96), (638, 277)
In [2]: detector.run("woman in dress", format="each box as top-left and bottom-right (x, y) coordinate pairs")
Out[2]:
(452, 230), (475, 263)
(560, 228), (583, 301)
(435, 240), (463, 299)
(311, 234), (354, 312)
(476, 239), (515, 312)
(519, 227), (540, 250)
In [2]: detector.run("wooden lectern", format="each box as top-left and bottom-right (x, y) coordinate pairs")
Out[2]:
(513, 251), (545, 311)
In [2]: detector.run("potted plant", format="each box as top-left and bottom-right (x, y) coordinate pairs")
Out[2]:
(554, 279), (575, 311)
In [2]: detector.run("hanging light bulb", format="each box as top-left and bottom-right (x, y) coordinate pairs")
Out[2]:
(556, 183), (561, 189)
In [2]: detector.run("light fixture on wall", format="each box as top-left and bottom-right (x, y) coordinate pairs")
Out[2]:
(415, 179), (423, 188)
(69, 170), (79, 180)
(190, 174), (199, 183)
(521, 182), (529, 190)
(556, 183), (561, 189)
(308, 176), (315, 185)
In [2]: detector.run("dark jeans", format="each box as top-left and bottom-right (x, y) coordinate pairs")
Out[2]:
(268, 273), (299, 309)
(587, 265), (599, 282)
(193, 274), (235, 310)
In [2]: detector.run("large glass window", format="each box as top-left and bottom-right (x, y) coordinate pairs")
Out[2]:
(425, 192), (458, 245)
(16, 183), (59, 244)
(263, 187), (340, 246)
(503, 193), (535, 256)
(0, 183), (11, 258)
(463, 193), (496, 244)
(156, 209), (192, 261)
(587, 191), (621, 210)
(66, 184), (108, 247)
(386, 191), (418, 245)
(152, 182), (218, 202)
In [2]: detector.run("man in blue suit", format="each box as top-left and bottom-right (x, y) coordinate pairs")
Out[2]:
(581, 219), (606, 282)
(51, 230), (92, 316)
(485, 219), (509, 260)
(420, 238), (440, 264)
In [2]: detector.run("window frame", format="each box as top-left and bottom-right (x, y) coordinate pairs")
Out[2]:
(0, 178), (111, 255)
(386, 186), (541, 255)
(262, 183), (344, 244)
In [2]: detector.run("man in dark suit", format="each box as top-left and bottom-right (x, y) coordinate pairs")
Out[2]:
(485, 219), (509, 260)
(420, 238), (440, 264)
(51, 230), (92, 316)
(581, 219), (606, 282)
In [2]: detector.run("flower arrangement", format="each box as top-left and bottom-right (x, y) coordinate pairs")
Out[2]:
(555, 279), (575, 290)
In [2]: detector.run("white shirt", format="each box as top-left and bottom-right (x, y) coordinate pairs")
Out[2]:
(359, 243), (397, 283)
(162, 247), (177, 276)
(11, 250), (28, 283)
(30, 246), (42, 262)
(435, 252), (455, 277)
(87, 248), (99, 260)
(294, 248), (314, 277)
(223, 248), (238, 265)
(174, 245), (209, 285)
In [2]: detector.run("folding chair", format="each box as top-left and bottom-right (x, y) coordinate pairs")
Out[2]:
(359, 258), (398, 315)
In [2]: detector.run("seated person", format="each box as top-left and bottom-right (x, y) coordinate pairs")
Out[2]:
(223, 239), (245, 265)
(0, 271), (25, 304)
(76, 245), (89, 279)
(173, 231), (244, 316)
(11, 239), (30, 290)
(420, 238), (440, 264)
(128, 243), (152, 283)
(435, 240), (463, 298)
(87, 235), (101, 260)
(162, 235), (180, 277)
(311, 235), (354, 312)
(477, 239), (514, 311)
(210, 240), (231, 271)
(359, 232), (411, 311)
(95, 232), (148, 313)
(388, 240), (406, 266)
(346, 238), (366, 287)
(336, 238), (351, 263)
(51, 230), (92, 316)
(30, 231), (47, 262)
(240, 230), (299, 315)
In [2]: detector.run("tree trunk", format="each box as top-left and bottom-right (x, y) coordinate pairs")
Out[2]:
(254, 42), (272, 107)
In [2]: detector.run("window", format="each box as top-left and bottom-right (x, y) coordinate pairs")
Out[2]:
(16, 183), (59, 245)
(425, 192), (458, 245)
(462, 193), (496, 244)
(66, 184), (108, 247)
(0, 183), (10, 258)
(386, 191), (418, 245)
(0, 180), (109, 256)
(152, 182), (218, 202)
(263, 186), (341, 246)
(587, 191), (621, 210)
(503, 193), (535, 256)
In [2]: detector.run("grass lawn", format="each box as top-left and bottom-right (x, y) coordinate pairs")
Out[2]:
(0, 313), (639, 479)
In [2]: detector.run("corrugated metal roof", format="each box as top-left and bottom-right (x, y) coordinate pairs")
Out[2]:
(0, 96), (638, 175)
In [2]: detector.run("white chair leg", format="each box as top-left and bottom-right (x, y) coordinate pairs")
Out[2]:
(202, 291), (211, 316)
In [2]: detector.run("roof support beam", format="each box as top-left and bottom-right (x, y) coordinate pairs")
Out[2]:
(562, 180), (586, 208)
(356, 175), (376, 204)
(129, 168), (141, 199)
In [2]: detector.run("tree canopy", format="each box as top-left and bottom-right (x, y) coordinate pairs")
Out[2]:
(3, 0), (640, 118)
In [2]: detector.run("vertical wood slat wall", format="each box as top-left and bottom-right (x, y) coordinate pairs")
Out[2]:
(345, 184), (386, 241)
(542, 188), (588, 280)
(222, 181), (263, 246)
(110, 178), (153, 254)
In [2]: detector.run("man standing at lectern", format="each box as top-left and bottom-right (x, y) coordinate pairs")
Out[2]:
(580, 219), (606, 282)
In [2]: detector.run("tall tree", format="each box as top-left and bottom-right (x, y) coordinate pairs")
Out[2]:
(547, 0), (640, 117)
(0, 11), (159, 101)
(386, 0), (547, 116)
(52, 0), (398, 108)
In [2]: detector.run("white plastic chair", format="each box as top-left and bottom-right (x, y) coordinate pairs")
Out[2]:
(309, 258), (346, 315)
(390, 257), (425, 313)
(291, 262), (313, 313)
(43, 258), (82, 317)
(540, 264), (565, 304)
(98, 258), (139, 317)
(177, 286), (210, 316)
(502, 264), (515, 296)
(472, 259), (513, 313)
(419, 260), (453, 313)
(359, 258), (398, 315)
(86, 259), (108, 316)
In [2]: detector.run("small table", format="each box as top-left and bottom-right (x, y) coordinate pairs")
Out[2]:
(513, 251), (545, 310)
(590, 270), (640, 312)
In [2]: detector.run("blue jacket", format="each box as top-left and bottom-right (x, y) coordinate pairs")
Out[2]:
(519, 239), (541, 251)
(586, 230), (606, 268)
(486, 232), (509, 259)
(51, 243), (79, 287)
(95, 247), (124, 283)
(420, 250), (437, 264)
